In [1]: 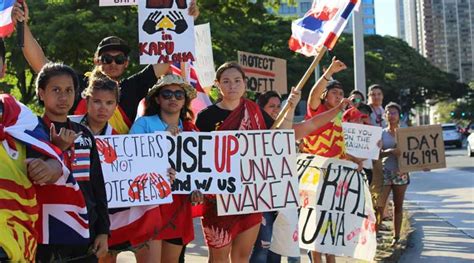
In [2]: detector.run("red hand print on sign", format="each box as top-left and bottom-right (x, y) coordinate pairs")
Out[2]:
(96, 139), (117, 164)
(149, 172), (172, 198)
(128, 172), (172, 200)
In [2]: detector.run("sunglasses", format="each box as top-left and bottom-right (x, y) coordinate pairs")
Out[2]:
(100, 54), (127, 65)
(352, 98), (363, 104)
(159, 89), (186, 100)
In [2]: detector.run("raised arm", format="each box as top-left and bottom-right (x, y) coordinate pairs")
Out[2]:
(12, 1), (48, 73)
(308, 57), (347, 111)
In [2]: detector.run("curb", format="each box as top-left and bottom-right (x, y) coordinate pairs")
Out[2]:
(375, 211), (413, 262)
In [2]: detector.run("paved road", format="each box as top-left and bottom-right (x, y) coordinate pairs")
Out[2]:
(400, 146), (474, 262)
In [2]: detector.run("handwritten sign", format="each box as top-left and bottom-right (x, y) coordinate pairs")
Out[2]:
(238, 51), (288, 95)
(99, 0), (137, 6)
(397, 125), (446, 173)
(194, 23), (215, 88)
(138, 0), (195, 64)
(217, 130), (298, 215)
(95, 134), (172, 208)
(168, 132), (240, 194)
(297, 154), (376, 261)
(342, 122), (382, 160)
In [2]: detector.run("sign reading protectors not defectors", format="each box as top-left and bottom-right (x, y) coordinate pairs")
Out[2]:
(397, 124), (446, 173)
(238, 51), (288, 95)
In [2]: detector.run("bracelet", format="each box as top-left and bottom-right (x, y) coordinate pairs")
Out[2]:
(323, 75), (330, 81)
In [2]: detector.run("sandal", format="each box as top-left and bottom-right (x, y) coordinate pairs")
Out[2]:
(390, 236), (400, 247)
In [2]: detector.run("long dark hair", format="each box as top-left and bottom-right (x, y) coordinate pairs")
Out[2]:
(257, 90), (281, 108)
(144, 85), (194, 121)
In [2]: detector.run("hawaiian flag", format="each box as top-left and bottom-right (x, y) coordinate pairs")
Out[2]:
(0, 94), (90, 244)
(0, 0), (15, 38)
(289, 0), (359, 56)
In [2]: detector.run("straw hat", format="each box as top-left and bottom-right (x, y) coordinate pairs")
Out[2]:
(148, 74), (197, 100)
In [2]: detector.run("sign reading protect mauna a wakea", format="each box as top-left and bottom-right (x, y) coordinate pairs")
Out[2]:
(217, 130), (299, 216)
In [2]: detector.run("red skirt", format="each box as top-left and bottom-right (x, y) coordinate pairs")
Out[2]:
(155, 194), (194, 244)
(201, 195), (262, 249)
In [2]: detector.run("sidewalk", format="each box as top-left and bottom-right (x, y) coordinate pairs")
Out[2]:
(398, 201), (474, 262)
(117, 213), (410, 263)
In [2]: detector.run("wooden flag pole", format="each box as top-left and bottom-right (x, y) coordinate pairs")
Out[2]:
(271, 46), (328, 129)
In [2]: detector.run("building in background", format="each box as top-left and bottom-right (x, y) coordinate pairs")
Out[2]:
(272, 0), (376, 35)
(396, 0), (473, 83)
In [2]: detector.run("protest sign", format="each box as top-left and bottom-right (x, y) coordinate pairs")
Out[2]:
(194, 23), (215, 88)
(138, 0), (195, 64)
(238, 51), (288, 94)
(217, 130), (298, 215)
(297, 154), (376, 261)
(397, 125), (446, 173)
(99, 0), (137, 6)
(168, 132), (240, 194)
(95, 134), (172, 208)
(342, 122), (382, 160)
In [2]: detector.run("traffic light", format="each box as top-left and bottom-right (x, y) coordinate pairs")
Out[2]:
(461, 112), (466, 117)
(450, 111), (455, 117)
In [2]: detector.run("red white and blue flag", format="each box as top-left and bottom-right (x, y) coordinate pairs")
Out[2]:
(289, 0), (360, 56)
(0, 0), (15, 38)
(0, 94), (90, 244)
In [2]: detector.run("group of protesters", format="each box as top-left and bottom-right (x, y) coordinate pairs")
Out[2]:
(0, 1), (412, 263)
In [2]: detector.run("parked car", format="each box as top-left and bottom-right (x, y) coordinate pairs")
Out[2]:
(463, 121), (474, 136)
(442, 123), (463, 148)
(467, 129), (474, 157)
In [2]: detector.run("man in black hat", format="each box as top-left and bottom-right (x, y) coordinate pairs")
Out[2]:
(12, 0), (199, 125)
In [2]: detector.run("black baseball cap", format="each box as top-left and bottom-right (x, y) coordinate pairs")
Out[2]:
(96, 36), (130, 57)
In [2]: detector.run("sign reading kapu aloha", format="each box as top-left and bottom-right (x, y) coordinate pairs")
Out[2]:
(138, 0), (195, 64)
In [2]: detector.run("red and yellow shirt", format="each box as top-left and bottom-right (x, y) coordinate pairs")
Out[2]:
(302, 104), (346, 159)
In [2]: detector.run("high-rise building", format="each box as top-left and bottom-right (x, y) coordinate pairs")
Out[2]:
(397, 0), (473, 83)
(272, 0), (377, 35)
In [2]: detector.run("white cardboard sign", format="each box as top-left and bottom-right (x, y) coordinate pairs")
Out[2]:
(342, 122), (383, 160)
(217, 130), (299, 216)
(138, 0), (195, 64)
(95, 134), (172, 208)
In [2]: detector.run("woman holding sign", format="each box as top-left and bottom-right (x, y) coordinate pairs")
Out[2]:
(129, 74), (203, 263)
(195, 62), (300, 262)
(376, 102), (408, 247)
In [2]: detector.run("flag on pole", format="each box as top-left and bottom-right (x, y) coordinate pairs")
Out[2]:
(0, 0), (15, 38)
(288, 0), (360, 56)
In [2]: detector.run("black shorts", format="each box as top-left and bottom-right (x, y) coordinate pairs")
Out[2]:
(164, 238), (184, 245)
